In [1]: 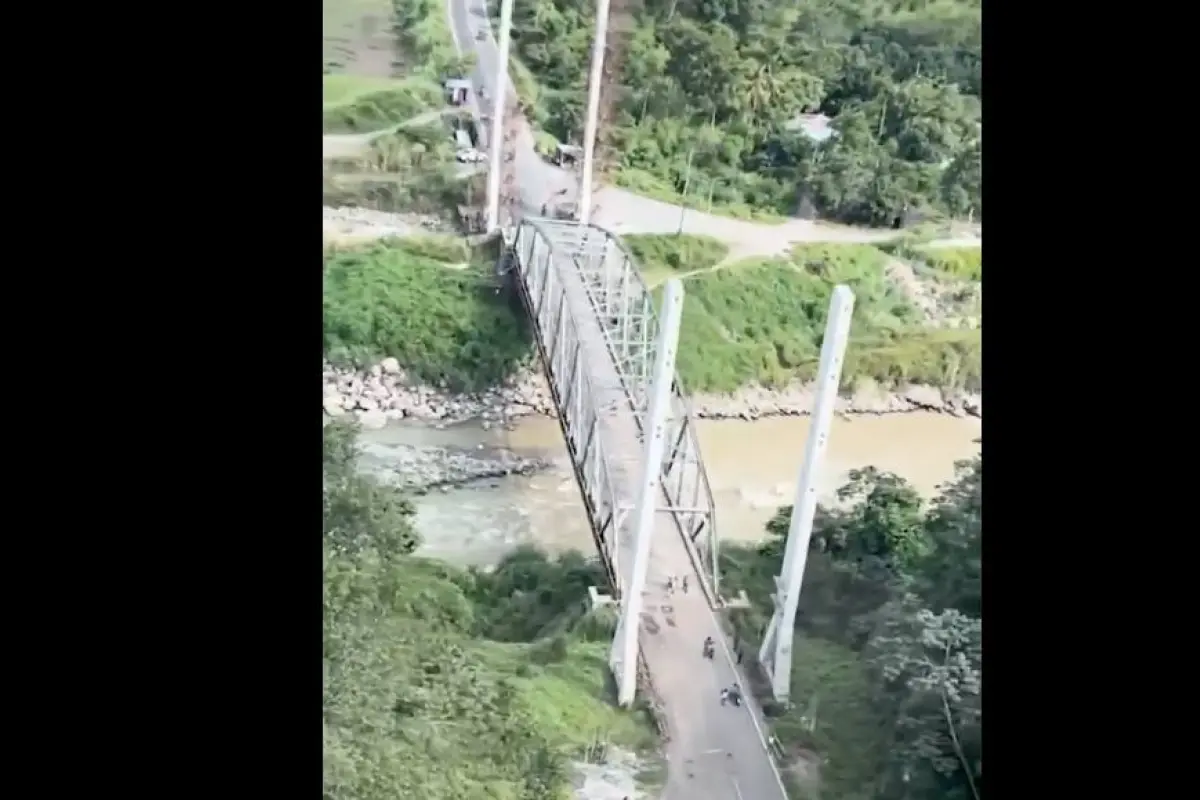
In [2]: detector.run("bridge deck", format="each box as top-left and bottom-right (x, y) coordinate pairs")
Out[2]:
(511, 219), (789, 800)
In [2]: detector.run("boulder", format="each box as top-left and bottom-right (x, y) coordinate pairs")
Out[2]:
(323, 396), (345, 417)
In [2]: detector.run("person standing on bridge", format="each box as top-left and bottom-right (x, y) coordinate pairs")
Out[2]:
(681, 575), (689, 594)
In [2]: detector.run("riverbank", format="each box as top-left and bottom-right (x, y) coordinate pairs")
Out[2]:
(323, 360), (982, 425)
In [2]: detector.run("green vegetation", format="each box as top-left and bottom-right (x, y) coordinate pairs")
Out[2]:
(323, 240), (532, 390)
(323, 74), (408, 106)
(511, 0), (981, 225)
(324, 420), (661, 800)
(322, 121), (488, 215)
(616, 167), (787, 223)
(323, 0), (394, 74)
(324, 0), (482, 211)
(906, 245), (982, 282)
(660, 243), (980, 393)
(392, 0), (474, 81)
(623, 233), (729, 284)
(324, 0), (471, 81)
(722, 459), (982, 800)
(323, 81), (444, 133)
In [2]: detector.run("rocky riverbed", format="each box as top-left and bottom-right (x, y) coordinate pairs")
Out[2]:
(324, 359), (981, 425)
(357, 430), (550, 491)
(692, 380), (982, 420)
(323, 358), (556, 428)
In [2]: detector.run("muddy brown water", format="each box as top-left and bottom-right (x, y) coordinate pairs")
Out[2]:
(358, 412), (981, 566)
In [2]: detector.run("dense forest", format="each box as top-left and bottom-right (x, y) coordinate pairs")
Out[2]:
(510, 0), (981, 225)
(723, 458), (982, 799)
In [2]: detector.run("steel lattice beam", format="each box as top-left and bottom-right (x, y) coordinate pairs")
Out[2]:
(509, 218), (721, 602)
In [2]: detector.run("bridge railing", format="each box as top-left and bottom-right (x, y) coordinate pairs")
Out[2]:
(554, 223), (723, 602)
(510, 221), (626, 586)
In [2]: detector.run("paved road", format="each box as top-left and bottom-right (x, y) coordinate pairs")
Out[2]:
(446, 0), (579, 214)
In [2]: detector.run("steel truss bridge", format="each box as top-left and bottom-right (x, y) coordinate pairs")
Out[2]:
(509, 217), (717, 600)
(504, 217), (791, 800)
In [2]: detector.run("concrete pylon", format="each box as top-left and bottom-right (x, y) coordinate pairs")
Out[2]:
(610, 278), (685, 707)
(757, 285), (855, 703)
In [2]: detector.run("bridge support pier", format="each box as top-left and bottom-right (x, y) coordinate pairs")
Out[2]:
(757, 286), (855, 703)
(610, 278), (685, 708)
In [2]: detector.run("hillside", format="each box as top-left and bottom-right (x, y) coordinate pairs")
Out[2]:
(510, 0), (981, 225)
(323, 420), (662, 799)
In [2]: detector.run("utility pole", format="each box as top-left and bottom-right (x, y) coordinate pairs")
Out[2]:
(676, 147), (694, 235)
(579, 0), (612, 226)
(757, 285), (855, 703)
(611, 278), (685, 707)
(485, 0), (515, 232)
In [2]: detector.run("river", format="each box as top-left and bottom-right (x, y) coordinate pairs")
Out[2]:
(357, 412), (981, 566)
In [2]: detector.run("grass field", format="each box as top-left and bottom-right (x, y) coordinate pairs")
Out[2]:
(322, 80), (444, 133)
(323, 0), (397, 75)
(506, 640), (660, 753)
(323, 73), (409, 107)
(623, 233), (730, 284)
(626, 238), (981, 393)
(914, 245), (982, 281)
(323, 0), (471, 134)
(878, 241), (983, 282)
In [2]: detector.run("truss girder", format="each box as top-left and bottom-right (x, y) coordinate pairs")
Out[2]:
(510, 217), (721, 598)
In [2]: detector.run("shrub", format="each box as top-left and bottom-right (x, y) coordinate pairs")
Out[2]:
(915, 246), (982, 281)
(623, 234), (729, 278)
(321, 82), (443, 134)
(322, 241), (531, 389)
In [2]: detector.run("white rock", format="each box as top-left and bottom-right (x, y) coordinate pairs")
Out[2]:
(358, 408), (387, 430)
(380, 356), (401, 374)
(323, 396), (345, 417)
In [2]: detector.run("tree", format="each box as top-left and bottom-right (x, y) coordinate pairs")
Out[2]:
(866, 596), (981, 800)
(510, 0), (982, 224)
(718, 446), (983, 800)
(913, 456), (982, 617)
(322, 421), (631, 800)
(816, 467), (928, 573)
(941, 137), (982, 220)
